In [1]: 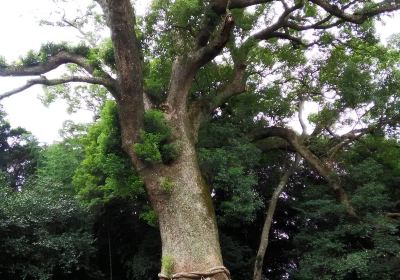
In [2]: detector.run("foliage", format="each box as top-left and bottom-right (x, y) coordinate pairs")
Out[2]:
(139, 207), (158, 228)
(145, 0), (206, 55)
(124, 229), (160, 279)
(292, 136), (400, 280)
(134, 131), (163, 164)
(18, 42), (90, 66)
(144, 58), (172, 104)
(91, 198), (160, 280)
(74, 101), (144, 207)
(0, 55), (6, 67)
(36, 143), (83, 189)
(220, 233), (255, 279)
(160, 177), (174, 194)
(161, 255), (174, 278)
(0, 181), (97, 280)
(134, 109), (179, 165)
(41, 83), (109, 115)
(0, 106), (40, 190)
(198, 119), (263, 225)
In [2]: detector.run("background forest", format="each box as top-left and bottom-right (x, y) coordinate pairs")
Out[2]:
(1, 0), (400, 279)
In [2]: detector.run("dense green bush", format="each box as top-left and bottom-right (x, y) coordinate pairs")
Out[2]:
(134, 109), (179, 165)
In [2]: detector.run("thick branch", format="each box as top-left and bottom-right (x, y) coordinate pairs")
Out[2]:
(191, 13), (235, 69)
(167, 13), (235, 112)
(251, 126), (357, 217)
(251, 2), (303, 42)
(107, 0), (143, 98)
(188, 61), (247, 136)
(0, 76), (117, 100)
(106, 0), (144, 153)
(298, 99), (308, 136)
(386, 213), (400, 219)
(309, 0), (400, 24)
(210, 63), (247, 109)
(212, 0), (274, 14)
(0, 51), (94, 77)
(254, 137), (294, 152)
(94, 0), (111, 26)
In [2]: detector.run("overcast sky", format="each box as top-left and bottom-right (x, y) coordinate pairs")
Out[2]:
(0, 1), (398, 144)
(0, 0), (150, 144)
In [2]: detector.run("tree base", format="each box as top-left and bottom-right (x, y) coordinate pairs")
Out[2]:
(158, 266), (230, 280)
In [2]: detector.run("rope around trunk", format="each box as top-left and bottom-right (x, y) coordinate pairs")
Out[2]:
(158, 266), (231, 279)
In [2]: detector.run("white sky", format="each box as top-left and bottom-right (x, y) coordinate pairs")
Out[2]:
(0, 1), (398, 143)
(0, 0), (150, 144)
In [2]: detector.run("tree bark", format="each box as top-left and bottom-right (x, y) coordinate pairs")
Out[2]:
(116, 59), (229, 280)
(122, 122), (228, 279)
(151, 139), (227, 279)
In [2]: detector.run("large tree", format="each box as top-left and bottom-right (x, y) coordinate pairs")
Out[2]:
(1, 1), (400, 279)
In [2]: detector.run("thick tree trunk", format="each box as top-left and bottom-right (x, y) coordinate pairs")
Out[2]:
(104, 0), (234, 276)
(118, 98), (229, 280)
(150, 140), (227, 280)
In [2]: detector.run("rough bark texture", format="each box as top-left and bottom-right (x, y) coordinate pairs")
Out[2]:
(104, 1), (229, 278)
(151, 65), (228, 279)
(117, 98), (228, 280)
(113, 47), (229, 279)
(150, 139), (224, 277)
(119, 107), (228, 279)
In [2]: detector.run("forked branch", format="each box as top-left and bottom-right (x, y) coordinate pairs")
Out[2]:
(191, 12), (235, 69)
(251, 126), (357, 217)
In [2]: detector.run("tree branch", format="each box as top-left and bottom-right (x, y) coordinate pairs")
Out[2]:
(251, 1), (304, 42)
(94, 0), (111, 26)
(191, 13), (235, 69)
(286, 16), (345, 31)
(298, 99), (308, 136)
(309, 0), (400, 24)
(212, 0), (275, 14)
(0, 50), (118, 99)
(251, 126), (357, 217)
(386, 212), (400, 219)
(166, 12), (235, 112)
(254, 137), (295, 152)
(104, 0), (146, 168)
(327, 116), (396, 159)
(262, 31), (307, 46)
(253, 154), (300, 280)
(188, 61), (247, 137)
(0, 76), (117, 100)
(0, 51), (94, 77)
